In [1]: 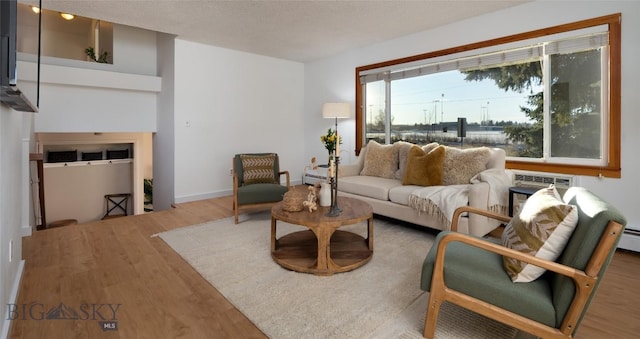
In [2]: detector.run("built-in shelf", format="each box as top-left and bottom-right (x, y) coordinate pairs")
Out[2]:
(42, 142), (133, 165)
(43, 158), (133, 168)
(36, 133), (149, 224)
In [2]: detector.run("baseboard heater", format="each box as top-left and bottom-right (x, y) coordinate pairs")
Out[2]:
(619, 228), (640, 253)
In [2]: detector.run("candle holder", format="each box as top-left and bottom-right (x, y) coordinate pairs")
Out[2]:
(326, 155), (342, 217)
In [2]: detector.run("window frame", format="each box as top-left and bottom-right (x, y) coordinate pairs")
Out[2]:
(354, 13), (621, 178)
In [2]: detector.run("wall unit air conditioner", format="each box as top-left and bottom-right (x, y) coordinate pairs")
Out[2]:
(511, 170), (577, 196)
(509, 170), (577, 216)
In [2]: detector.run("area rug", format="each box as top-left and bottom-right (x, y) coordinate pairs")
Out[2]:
(157, 212), (520, 339)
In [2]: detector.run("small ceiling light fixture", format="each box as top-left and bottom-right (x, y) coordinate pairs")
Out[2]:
(60, 13), (75, 20)
(31, 6), (41, 14)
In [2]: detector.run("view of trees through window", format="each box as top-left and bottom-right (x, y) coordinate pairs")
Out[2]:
(363, 33), (606, 165)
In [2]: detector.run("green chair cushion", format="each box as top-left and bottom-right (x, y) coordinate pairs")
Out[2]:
(421, 232), (556, 327)
(237, 183), (287, 205)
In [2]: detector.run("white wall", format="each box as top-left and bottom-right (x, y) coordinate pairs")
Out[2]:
(0, 106), (29, 337)
(112, 24), (158, 76)
(43, 162), (133, 223)
(153, 33), (176, 211)
(304, 55), (359, 166)
(18, 62), (161, 133)
(172, 40), (305, 203)
(304, 1), (640, 233)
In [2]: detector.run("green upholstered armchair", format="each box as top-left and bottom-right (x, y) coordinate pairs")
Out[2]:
(232, 153), (290, 224)
(420, 187), (626, 339)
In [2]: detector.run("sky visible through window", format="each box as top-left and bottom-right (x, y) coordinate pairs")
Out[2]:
(368, 69), (543, 126)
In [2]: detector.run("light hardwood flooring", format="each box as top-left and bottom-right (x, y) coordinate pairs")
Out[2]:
(9, 195), (640, 338)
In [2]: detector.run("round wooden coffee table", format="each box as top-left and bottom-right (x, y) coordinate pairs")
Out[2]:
(270, 196), (373, 276)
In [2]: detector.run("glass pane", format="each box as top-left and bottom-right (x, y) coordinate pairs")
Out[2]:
(388, 65), (542, 155)
(365, 81), (386, 144)
(17, 3), (114, 64)
(390, 74), (448, 146)
(549, 49), (602, 159)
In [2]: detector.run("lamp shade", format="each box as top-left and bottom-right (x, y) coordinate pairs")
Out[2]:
(322, 102), (351, 119)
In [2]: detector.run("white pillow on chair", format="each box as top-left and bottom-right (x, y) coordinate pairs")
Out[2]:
(501, 185), (579, 282)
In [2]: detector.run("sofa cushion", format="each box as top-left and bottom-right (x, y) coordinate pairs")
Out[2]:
(394, 141), (414, 180)
(339, 175), (401, 201)
(360, 140), (399, 179)
(388, 184), (421, 205)
(443, 146), (492, 185)
(402, 145), (445, 186)
(501, 185), (578, 282)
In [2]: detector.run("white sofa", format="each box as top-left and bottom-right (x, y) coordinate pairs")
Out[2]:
(338, 141), (509, 237)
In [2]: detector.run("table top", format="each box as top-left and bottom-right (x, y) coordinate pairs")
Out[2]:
(271, 196), (373, 229)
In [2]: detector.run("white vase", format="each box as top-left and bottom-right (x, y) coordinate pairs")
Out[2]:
(319, 183), (331, 207)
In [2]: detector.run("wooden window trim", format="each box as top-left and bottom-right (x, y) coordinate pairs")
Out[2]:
(355, 13), (621, 178)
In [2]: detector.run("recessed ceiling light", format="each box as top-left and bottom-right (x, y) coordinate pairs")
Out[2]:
(60, 13), (75, 20)
(31, 6), (41, 14)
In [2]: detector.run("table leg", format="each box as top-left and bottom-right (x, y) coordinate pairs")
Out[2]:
(314, 227), (330, 271)
(367, 217), (374, 251)
(270, 216), (277, 252)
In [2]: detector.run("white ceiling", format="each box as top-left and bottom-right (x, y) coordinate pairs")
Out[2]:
(20, 0), (530, 63)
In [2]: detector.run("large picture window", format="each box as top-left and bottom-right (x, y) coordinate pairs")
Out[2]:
(355, 14), (621, 178)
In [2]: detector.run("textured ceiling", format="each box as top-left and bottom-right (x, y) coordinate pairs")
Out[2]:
(20, 0), (529, 62)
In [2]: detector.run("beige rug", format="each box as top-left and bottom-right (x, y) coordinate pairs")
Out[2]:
(157, 211), (520, 339)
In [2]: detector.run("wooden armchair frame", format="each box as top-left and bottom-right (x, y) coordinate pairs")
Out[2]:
(424, 206), (624, 339)
(232, 155), (290, 224)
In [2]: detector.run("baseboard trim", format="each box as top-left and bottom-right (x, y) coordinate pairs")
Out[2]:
(174, 190), (232, 204)
(20, 225), (33, 238)
(174, 179), (303, 204)
(1, 260), (25, 339)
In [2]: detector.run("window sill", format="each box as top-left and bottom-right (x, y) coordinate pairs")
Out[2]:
(506, 160), (621, 179)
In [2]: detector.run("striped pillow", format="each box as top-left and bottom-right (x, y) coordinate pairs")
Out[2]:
(501, 185), (578, 282)
(241, 154), (277, 185)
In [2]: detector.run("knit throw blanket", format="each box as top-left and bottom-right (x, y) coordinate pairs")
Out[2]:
(408, 185), (470, 230)
(408, 169), (511, 230)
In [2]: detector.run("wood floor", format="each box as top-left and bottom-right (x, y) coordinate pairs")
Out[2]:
(9, 195), (640, 338)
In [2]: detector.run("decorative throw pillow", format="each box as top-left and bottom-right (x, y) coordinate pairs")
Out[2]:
(402, 145), (445, 186)
(240, 154), (277, 185)
(421, 142), (440, 154)
(394, 141), (415, 180)
(442, 146), (491, 185)
(360, 140), (399, 179)
(501, 185), (579, 282)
